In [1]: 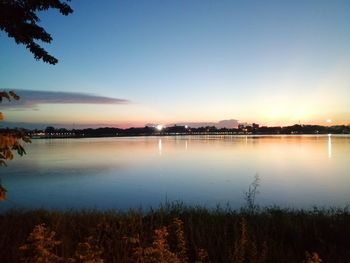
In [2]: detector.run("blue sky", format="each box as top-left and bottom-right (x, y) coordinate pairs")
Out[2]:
(1, 0), (350, 127)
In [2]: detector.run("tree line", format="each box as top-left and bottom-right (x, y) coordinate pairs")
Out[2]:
(14, 123), (350, 138)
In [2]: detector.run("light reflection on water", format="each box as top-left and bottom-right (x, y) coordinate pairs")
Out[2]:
(328, 134), (332, 159)
(0, 135), (349, 211)
(158, 139), (162, 156)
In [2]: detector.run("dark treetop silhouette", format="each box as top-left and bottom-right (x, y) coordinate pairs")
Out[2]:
(0, 0), (73, 64)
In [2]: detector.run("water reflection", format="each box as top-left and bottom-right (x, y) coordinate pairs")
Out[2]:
(158, 139), (162, 156)
(328, 134), (332, 159)
(1, 135), (349, 211)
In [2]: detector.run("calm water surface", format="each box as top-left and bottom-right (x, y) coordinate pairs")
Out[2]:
(1, 135), (349, 211)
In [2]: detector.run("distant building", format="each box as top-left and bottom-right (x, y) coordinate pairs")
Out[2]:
(238, 124), (245, 129)
(252, 123), (259, 129)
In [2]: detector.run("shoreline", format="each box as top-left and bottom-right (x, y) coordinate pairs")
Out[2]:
(30, 133), (350, 139)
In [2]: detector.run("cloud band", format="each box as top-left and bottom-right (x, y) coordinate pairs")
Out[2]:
(0, 89), (130, 109)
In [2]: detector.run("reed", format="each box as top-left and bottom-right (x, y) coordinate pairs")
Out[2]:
(0, 204), (349, 262)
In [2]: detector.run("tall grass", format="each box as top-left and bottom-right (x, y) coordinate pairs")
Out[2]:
(0, 204), (349, 262)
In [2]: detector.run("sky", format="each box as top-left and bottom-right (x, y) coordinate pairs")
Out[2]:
(1, 0), (350, 128)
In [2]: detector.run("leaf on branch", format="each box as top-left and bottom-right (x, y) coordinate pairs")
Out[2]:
(0, 91), (20, 102)
(0, 184), (7, 201)
(12, 143), (27, 156)
(0, 0), (73, 64)
(0, 92), (30, 166)
(9, 91), (20, 100)
(4, 149), (13, 160)
(0, 92), (11, 101)
(22, 136), (32, 143)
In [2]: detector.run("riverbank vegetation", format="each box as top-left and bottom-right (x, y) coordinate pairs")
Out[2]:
(0, 203), (349, 262)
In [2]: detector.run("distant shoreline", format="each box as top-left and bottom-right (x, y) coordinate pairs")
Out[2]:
(2, 123), (349, 138)
(30, 132), (350, 139)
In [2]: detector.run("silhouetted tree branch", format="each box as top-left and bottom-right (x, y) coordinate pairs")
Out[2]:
(0, 0), (73, 64)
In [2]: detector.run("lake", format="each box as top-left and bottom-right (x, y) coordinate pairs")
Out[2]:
(1, 135), (349, 211)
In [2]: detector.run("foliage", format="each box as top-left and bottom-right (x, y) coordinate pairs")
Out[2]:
(0, 91), (31, 200)
(129, 217), (190, 263)
(231, 217), (268, 263)
(173, 218), (188, 263)
(19, 223), (104, 263)
(0, 0), (73, 64)
(0, 0), (72, 200)
(0, 205), (347, 262)
(72, 236), (104, 263)
(0, 129), (31, 166)
(303, 251), (322, 263)
(0, 90), (20, 102)
(0, 91), (30, 166)
(19, 223), (62, 263)
(141, 226), (180, 263)
(0, 184), (7, 201)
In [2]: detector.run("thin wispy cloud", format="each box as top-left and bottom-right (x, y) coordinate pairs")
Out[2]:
(0, 89), (130, 109)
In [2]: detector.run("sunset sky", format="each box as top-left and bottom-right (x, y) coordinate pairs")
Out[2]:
(1, 0), (350, 128)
